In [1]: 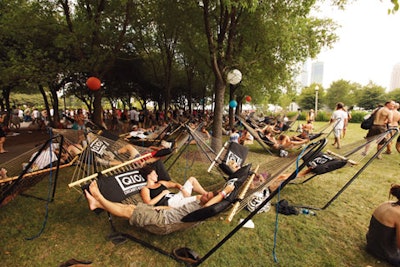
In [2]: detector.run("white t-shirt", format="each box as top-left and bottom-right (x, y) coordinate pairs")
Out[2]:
(331, 109), (348, 130)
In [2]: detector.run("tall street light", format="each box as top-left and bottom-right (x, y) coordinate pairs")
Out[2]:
(315, 85), (319, 117)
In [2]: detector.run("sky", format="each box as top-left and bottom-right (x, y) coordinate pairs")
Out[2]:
(313, 1), (400, 89)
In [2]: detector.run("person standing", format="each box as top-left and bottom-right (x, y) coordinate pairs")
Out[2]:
(0, 113), (7, 153)
(307, 109), (315, 122)
(342, 106), (352, 138)
(74, 108), (86, 130)
(330, 102), (348, 149)
(386, 102), (400, 154)
(365, 101), (395, 159)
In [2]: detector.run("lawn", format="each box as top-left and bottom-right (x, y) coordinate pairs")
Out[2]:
(0, 122), (398, 267)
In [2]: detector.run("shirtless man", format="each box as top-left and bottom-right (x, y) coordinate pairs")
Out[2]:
(386, 102), (400, 154)
(366, 101), (395, 159)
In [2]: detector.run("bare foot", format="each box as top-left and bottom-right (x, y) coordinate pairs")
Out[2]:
(84, 189), (102, 211)
(88, 180), (102, 200)
(199, 191), (214, 205)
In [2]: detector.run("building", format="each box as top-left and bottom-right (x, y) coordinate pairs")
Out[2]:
(310, 61), (324, 85)
(389, 62), (400, 91)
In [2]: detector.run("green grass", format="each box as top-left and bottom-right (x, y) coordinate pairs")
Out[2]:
(0, 122), (397, 266)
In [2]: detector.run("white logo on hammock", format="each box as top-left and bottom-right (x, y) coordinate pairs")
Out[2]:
(309, 154), (333, 168)
(225, 151), (242, 167)
(115, 170), (146, 195)
(90, 138), (109, 155)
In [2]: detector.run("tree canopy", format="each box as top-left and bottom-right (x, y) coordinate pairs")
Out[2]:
(0, 0), (397, 149)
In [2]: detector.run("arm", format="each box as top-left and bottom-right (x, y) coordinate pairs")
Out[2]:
(160, 180), (183, 191)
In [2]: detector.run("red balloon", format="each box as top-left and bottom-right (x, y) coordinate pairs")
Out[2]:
(245, 96), (252, 102)
(86, 77), (101, 91)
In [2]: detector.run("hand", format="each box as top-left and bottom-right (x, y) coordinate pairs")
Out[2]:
(162, 190), (171, 196)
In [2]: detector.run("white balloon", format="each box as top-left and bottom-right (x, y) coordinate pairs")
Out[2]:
(227, 69), (242, 85)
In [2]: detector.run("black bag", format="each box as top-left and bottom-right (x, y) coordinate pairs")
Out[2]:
(361, 115), (374, 130)
(361, 108), (380, 130)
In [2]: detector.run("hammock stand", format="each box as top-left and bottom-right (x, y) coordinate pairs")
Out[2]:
(161, 122), (215, 172)
(0, 133), (76, 207)
(293, 128), (399, 210)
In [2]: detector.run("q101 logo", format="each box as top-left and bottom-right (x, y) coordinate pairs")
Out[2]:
(115, 170), (146, 195)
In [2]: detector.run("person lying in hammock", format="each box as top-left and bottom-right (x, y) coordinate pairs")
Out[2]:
(26, 144), (67, 171)
(139, 165), (214, 208)
(84, 180), (235, 227)
(269, 152), (348, 191)
(93, 144), (143, 166)
(259, 128), (309, 150)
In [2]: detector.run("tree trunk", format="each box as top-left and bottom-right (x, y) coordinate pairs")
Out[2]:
(92, 90), (103, 128)
(38, 84), (51, 127)
(211, 78), (225, 152)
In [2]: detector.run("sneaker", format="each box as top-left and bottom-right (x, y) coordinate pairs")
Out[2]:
(161, 140), (172, 149)
(279, 149), (288, 157)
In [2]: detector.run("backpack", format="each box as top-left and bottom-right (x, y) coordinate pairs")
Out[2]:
(361, 108), (380, 130)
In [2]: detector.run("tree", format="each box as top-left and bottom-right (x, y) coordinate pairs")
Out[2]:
(298, 84), (324, 111)
(196, 1), (338, 151)
(324, 79), (361, 109)
(357, 82), (386, 110)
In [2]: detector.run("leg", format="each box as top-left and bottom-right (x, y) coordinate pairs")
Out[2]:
(279, 135), (292, 148)
(203, 183), (235, 207)
(386, 141), (392, 154)
(86, 181), (135, 219)
(118, 144), (140, 159)
(377, 144), (384, 159)
(184, 177), (208, 196)
(0, 136), (6, 153)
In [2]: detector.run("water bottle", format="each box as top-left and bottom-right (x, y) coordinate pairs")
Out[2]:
(299, 208), (316, 216)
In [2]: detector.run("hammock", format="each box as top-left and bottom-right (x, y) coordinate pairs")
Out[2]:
(207, 141), (249, 178)
(291, 128), (399, 210)
(236, 115), (335, 156)
(0, 133), (77, 207)
(122, 122), (185, 148)
(279, 113), (300, 133)
(68, 129), (166, 193)
(71, 150), (257, 233)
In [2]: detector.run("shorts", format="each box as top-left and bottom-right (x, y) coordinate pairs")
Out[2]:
(333, 128), (343, 138)
(366, 125), (388, 145)
(366, 125), (387, 138)
(167, 180), (197, 208)
(129, 202), (201, 227)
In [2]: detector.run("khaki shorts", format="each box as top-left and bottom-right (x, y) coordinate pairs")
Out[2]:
(129, 202), (201, 227)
